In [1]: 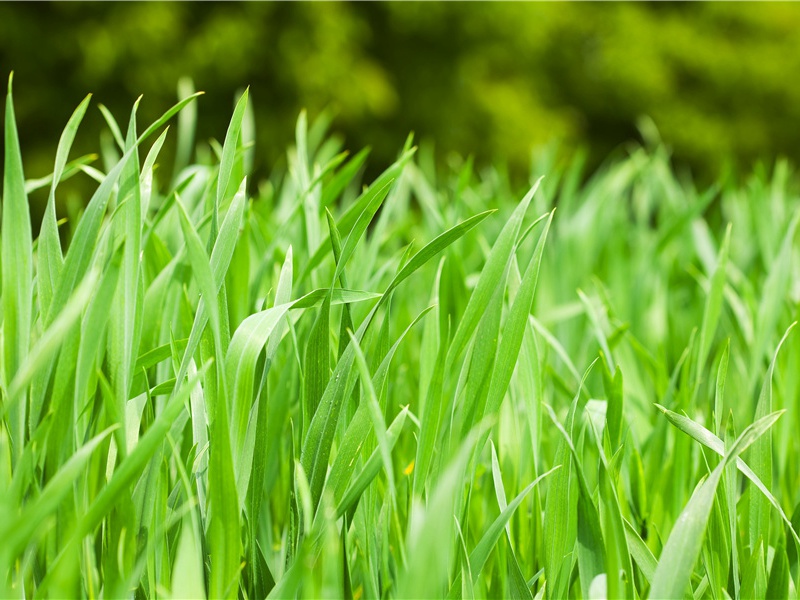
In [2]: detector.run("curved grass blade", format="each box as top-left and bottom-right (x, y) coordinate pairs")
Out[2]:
(649, 410), (785, 599)
(449, 467), (557, 594)
(655, 403), (800, 548)
(38, 94), (92, 320)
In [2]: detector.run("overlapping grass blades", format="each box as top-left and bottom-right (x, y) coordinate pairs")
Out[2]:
(2, 77), (800, 599)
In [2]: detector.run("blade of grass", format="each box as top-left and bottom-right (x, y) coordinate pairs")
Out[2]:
(2, 73), (33, 463)
(38, 94), (92, 320)
(750, 323), (795, 553)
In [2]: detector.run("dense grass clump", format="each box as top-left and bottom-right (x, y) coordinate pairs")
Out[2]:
(2, 77), (800, 599)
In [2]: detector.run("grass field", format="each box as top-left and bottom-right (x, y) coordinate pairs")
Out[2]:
(2, 77), (800, 600)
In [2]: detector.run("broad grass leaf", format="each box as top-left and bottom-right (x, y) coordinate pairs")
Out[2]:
(177, 197), (223, 355)
(107, 99), (143, 459)
(765, 540), (789, 600)
(601, 361), (624, 452)
(169, 514), (207, 600)
(227, 303), (292, 503)
(245, 247), (293, 549)
(303, 293), (331, 434)
(172, 77), (198, 184)
(623, 519), (657, 584)
(2, 74), (33, 460)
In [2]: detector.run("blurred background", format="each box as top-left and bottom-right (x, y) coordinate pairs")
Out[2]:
(3, 2), (800, 221)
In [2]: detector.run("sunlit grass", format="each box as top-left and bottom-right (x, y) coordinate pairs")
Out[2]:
(2, 74), (800, 599)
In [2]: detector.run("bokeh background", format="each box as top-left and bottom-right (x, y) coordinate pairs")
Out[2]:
(3, 2), (800, 220)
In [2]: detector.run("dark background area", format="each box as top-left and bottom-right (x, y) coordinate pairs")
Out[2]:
(3, 2), (800, 220)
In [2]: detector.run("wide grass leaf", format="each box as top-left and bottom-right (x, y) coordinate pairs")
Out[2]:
(2, 73), (33, 462)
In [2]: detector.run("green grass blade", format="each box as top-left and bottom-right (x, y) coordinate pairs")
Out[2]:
(227, 302), (291, 507)
(765, 540), (789, 600)
(490, 445), (535, 600)
(332, 178), (394, 284)
(300, 148), (415, 282)
(172, 77), (198, 183)
(107, 98), (143, 459)
(750, 211), (799, 383)
(447, 178), (542, 371)
(624, 519), (657, 584)
(218, 89), (249, 210)
(50, 93), (202, 329)
(2, 73), (33, 462)
(7, 269), (97, 405)
(750, 323), (795, 552)
(398, 422), (491, 599)
(480, 210), (552, 436)
(468, 468), (557, 586)
(347, 330), (395, 500)
(327, 306), (431, 509)
(544, 404), (606, 597)
(543, 361), (596, 599)
(335, 407), (409, 518)
(38, 93), (92, 320)
(695, 223), (731, 392)
(303, 293), (331, 434)
(177, 197), (223, 354)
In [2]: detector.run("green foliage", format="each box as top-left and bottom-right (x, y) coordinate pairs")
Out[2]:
(2, 78), (800, 600)
(4, 2), (800, 213)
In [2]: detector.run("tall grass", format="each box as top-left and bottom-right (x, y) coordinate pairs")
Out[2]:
(2, 76), (800, 599)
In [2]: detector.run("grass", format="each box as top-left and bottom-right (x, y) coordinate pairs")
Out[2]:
(2, 74), (800, 599)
